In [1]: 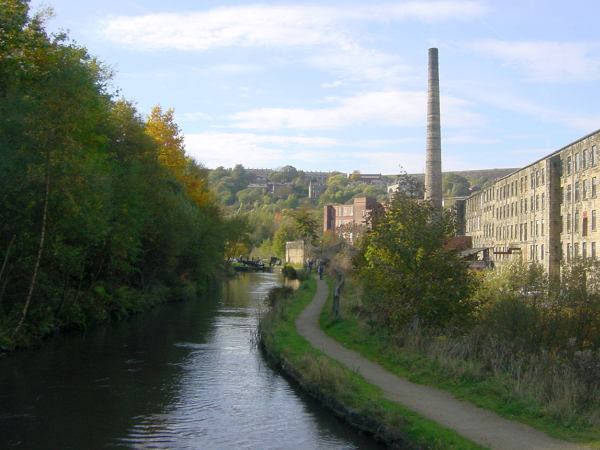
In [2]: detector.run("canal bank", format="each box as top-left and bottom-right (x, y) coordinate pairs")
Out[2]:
(0, 272), (380, 449)
(259, 278), (483, 450)
(261, 276), (593, 450)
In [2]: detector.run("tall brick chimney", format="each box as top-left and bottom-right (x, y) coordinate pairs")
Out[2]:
(424, 48), (442, 209)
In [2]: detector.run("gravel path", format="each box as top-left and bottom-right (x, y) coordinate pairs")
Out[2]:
(295, 278), (590, 450)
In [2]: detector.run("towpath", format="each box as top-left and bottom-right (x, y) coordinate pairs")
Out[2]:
(295, 277), (590, 450)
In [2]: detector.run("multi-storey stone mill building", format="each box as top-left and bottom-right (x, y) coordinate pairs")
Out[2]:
(465, 129), (600, 279)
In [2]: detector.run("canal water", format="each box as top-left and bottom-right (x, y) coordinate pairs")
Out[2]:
(0, 272), (382, 449)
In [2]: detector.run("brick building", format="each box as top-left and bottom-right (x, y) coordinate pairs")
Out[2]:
(465, 129), (600, 278)
(323, 196), (381, 243)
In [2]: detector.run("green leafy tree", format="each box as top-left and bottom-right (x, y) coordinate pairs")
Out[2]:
(285, 208), (318, 244)
(358, 187), (475, 332)
(272, 220), (297, 257)
(0, 2), (227, 347)
(442, 173), (470, 197)
(349, 170), (361, 182)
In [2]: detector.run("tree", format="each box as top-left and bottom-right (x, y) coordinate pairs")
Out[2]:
(442, 173), (470, 197)
(146, 105), (212, 208)
(222, 215), (252, 260)
(272, 220), (297, 257)
(349, 170), (361, 182)
(358, 187), (475, 332)
(286, 208), (318, 244)
(270, 165), (298, 183)
(0, 2), (227, 347)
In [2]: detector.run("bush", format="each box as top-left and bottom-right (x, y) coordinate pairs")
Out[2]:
(282, 264), (298, 280)
(265, 286), (293, 308)
(296, 268), (310, 281)
(358, 187), (476, 331)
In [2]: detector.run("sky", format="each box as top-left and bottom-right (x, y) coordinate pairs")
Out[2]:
(29, 0), (600, 174)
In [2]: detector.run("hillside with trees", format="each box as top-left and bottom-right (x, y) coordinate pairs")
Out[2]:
(208, 166), (514, 258)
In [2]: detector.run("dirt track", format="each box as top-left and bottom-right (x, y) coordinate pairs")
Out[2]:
(295, 278), (590, 450)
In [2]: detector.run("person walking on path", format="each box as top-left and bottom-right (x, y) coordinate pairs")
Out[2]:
(295, 277), (591, 450)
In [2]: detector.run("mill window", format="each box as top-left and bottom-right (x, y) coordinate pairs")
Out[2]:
(541, 193), (545, 210)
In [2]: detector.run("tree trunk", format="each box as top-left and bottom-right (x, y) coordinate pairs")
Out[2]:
(0, 273), (11, 306)
(0, 234), (16, 304)
(14, 163), (50, 336)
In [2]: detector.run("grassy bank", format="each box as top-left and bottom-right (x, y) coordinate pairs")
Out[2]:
(259, 277), (485, 450)
(320, 275), (600, 448)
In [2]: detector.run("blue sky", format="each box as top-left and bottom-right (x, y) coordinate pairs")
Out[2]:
(30, 0), (600, 174)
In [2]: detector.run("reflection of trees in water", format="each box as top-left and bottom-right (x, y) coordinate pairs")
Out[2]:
(222, 272), (282, 308)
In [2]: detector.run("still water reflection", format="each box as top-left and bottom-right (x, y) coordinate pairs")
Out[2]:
(0, 272), (382, 449)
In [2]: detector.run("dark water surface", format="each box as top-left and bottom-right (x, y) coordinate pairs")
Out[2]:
(0, 272), (382, 449)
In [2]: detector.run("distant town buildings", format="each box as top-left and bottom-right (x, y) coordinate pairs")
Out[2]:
(348, 173), (385, 185)
(308, 180), (325, 200)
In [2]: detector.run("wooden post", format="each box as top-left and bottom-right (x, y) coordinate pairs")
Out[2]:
(332, 272), (344, 320)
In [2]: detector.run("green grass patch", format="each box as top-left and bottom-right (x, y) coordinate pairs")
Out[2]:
(319, 277), (600, 448)
(260, 277), (485, 450)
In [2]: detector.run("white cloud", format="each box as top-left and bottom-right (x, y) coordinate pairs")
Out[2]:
(183, 131), (485, 173)
(321, 80), (344, 89)
(101, 6), (348, 51)
(185, 132), (340, 168)
(308, 45), (412, 84)
(211, 63), (262, 74)
(444, 134), (498, 145)
(475, 90), (600, 132)
(471, 39), (600, 82)
(229, 91), (483, 130)
(185, 131), (424, 172)
(101, 3), (484, 85)
(177, 111), (212, 122)
(101, 2), (485, 51)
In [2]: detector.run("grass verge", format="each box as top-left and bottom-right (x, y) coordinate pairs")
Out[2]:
(319, 276), (600, 448)
(259, 277), (485, 450)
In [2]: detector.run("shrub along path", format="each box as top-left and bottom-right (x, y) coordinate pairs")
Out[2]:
(296, 277), (589, 450)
